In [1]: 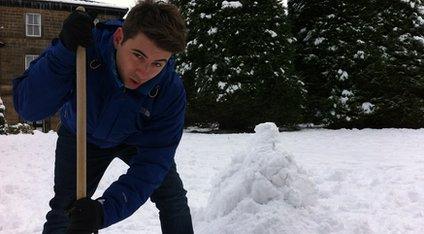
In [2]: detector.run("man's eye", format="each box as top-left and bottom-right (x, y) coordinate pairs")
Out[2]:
(133, 53), (143, 59)
(153, 63), (163, 68)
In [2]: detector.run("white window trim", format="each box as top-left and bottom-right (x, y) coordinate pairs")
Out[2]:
(25, 13), (41, 37)
(25, 54), (39, 70)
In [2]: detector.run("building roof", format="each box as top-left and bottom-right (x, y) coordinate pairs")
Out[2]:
(0, 0), (128, 17)
(39, 0), (127, 10)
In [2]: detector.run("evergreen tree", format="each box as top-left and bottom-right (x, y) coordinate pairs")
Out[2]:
(358, 0), (424, 128)
(176, 0), (305, 131)
(289, 0), (424, 128)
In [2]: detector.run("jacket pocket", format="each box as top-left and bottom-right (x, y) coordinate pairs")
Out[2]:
(135, 107), (151, 131)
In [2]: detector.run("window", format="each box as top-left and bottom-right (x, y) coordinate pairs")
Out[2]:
(25, 13), (41, 37)
(25, 55), (38, 69)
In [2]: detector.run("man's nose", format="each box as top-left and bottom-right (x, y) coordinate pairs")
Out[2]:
(136, 63), (150, 78)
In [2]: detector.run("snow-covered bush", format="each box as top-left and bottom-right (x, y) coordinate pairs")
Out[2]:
(0, 97), (34, 135)
(0, 97), (7, 134)
(7, 123), (33, 135)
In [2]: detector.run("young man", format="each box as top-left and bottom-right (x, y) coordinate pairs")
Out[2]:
(13, 1), (193, 233)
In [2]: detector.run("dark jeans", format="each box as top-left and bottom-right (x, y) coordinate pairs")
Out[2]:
(43, 126), (193, 234)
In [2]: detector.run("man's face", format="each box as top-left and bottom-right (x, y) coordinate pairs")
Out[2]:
(113, 28), (172, 90)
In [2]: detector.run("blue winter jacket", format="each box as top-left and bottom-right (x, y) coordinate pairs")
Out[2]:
(13, 20), (186, 228)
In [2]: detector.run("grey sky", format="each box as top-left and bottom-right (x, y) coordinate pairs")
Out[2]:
(101, 0), (288, 9)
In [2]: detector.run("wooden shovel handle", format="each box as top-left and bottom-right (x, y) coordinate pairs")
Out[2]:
(75, 7), (100, 234)
(76, 6), (87, 200)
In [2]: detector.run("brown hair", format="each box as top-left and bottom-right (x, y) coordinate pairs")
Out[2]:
(122, 0), (187, 53)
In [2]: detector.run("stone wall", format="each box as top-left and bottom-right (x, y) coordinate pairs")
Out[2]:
(0, 3), (125, 131)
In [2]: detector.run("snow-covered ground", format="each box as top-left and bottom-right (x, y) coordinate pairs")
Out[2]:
(1, 124), (424, 233)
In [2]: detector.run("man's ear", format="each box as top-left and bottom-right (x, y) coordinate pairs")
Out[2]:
(113, 27), (124, 48)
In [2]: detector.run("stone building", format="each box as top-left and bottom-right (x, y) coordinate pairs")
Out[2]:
(0, 0), (127, 132)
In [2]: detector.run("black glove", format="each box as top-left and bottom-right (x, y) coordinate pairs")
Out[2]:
(67, 197), (103, 234)
(59, 9), (95, 52)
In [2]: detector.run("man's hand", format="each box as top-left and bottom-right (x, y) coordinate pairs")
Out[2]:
(67, 197), (103, 234)
(59, 9), (95, 52)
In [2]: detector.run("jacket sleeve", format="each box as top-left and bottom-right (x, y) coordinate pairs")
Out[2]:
(99, 84), (186, 228)
(13, 39), (76, 121)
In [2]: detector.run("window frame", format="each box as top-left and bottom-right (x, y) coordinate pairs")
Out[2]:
(25, 13), (42, 37)
(25, 54), (39, 70)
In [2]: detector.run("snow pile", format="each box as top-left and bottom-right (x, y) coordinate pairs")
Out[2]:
(196, 122), (317, 233)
